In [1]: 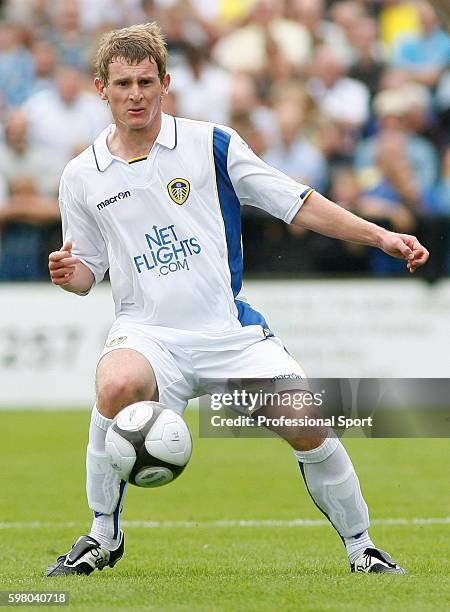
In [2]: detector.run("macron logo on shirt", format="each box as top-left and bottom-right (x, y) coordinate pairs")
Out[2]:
(97, 190), (131, 211)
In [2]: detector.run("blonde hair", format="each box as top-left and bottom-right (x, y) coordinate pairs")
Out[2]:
(95, 22), (167, 85)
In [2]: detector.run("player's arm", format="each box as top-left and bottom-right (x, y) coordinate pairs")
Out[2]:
(291, 191), (429, 273)
(224, 127), (428, 272)
(48, 240), (95, 294)
(51, 169), (109, 294)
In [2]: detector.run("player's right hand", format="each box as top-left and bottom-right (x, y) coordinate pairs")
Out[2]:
(48, 240), (80, 285)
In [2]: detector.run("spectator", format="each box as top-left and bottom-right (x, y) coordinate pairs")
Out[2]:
(392, 1), (450, 87)
(423, 145), (450, 214)
(29, 39), (58, 96)
(229, 73), (278, 145)
(158, 3), (209, 65)
(212, 0), (257, 25)
(263, 99), (328, 192)
(22, 64), (111, 164)
(76, 0), (147, 33)
(230, 113), (268, 158)
(307, 44), (370, 131)
(315, 116), (353, 172)
(402, 81), (434, 137)
(377, 65), (411, 90)
(0, 109), (60, 280)
(0, 22), (34, 108)
(435, 69), (450, 143)
(0, 108), (61, 196)
(169, 44), (232, 124)
(347, 15), (385, 99)
(291, 0), (353, 63)
(360, 130), (422, 224)
(0, 2), (447, 279)
(377, 69), (436, 136)
(358, 130), (420, 274)
(354, 87), (439, 190)
(212, 0), (312, 74)
(330, 166), (362, 213)
(319, 166), (370, 272)
(428, 0), (450, 31)
(2, 0), (39, 24)
(42, 0), (92, 72)
(379, 0), (421, 54)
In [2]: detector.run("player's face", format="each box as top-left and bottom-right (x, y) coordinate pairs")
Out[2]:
(96, 58), (170, 131)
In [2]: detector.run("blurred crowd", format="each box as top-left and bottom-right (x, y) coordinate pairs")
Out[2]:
(0, 0), (449, 281)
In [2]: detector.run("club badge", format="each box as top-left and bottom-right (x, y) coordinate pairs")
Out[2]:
(167, 178), (190, 205)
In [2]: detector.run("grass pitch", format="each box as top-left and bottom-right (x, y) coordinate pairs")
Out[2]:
(0, 409), (449, 611)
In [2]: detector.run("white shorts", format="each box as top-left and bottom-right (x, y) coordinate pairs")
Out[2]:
(99, 320), (306, 414)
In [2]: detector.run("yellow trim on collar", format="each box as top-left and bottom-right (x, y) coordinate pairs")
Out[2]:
(128, 155), (148, 164)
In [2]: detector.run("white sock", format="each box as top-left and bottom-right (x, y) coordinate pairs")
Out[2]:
(294, 437), (373, 563)
(86, 404), (126, 550)
(343, 530), (374, 564)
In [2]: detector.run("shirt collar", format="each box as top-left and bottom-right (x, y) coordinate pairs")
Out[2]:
(157, 112), (177, 150)
(92, 113), (177, 172)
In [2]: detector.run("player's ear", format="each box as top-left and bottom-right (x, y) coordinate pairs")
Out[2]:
(162, 73), (171, 96)
(95, 77), (108, 101)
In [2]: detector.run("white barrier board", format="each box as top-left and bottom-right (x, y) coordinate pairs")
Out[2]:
(245, 279), (449, 379)
(0, 280), (448, 407)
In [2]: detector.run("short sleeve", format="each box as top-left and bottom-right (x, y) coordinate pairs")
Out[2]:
(59, 171), (109, 286)
(225, 128), (314, 223)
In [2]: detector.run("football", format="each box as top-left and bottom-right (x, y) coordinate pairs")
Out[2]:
(105, 401), (192, 488)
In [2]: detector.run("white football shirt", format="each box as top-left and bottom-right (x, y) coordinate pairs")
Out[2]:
(59, 113), (313, 340)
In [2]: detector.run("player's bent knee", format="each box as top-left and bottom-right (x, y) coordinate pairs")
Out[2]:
(96, 349), (159, 418)
(97, 376), (157, 418)
(256, 407), (327, 450)
(286, 435), (327, 451)
(255, 389), (328, 450)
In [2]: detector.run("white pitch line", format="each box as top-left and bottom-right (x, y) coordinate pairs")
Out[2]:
(0, 518), (449, 530)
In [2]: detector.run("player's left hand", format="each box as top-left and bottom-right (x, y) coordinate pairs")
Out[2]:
(379, 232), (429, 273)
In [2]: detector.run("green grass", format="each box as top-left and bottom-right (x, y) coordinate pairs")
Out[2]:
(1, 410), (449, 611)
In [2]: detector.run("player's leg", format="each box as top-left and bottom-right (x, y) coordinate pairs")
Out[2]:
(255, 395), (374, 560)
(46, 348), (158, 577)
(207, 336), (404, 574)
(280, 418), (404, 573)
(87, 348), (158, 549)
(264, 394), (404, 572)
(46, 326), (191, 577)
(83, 340), (192, 566)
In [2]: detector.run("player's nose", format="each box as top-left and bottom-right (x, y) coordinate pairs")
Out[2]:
(129, 86), (143, 101)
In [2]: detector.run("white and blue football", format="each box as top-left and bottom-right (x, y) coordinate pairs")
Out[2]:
(105, 401), (192, 488)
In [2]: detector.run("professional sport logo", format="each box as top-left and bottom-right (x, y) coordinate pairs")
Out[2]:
(167, 178), (190, 205)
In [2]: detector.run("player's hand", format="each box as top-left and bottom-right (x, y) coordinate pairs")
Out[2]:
(48, 240), (80, 285)
(379, 232), (429, 273)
